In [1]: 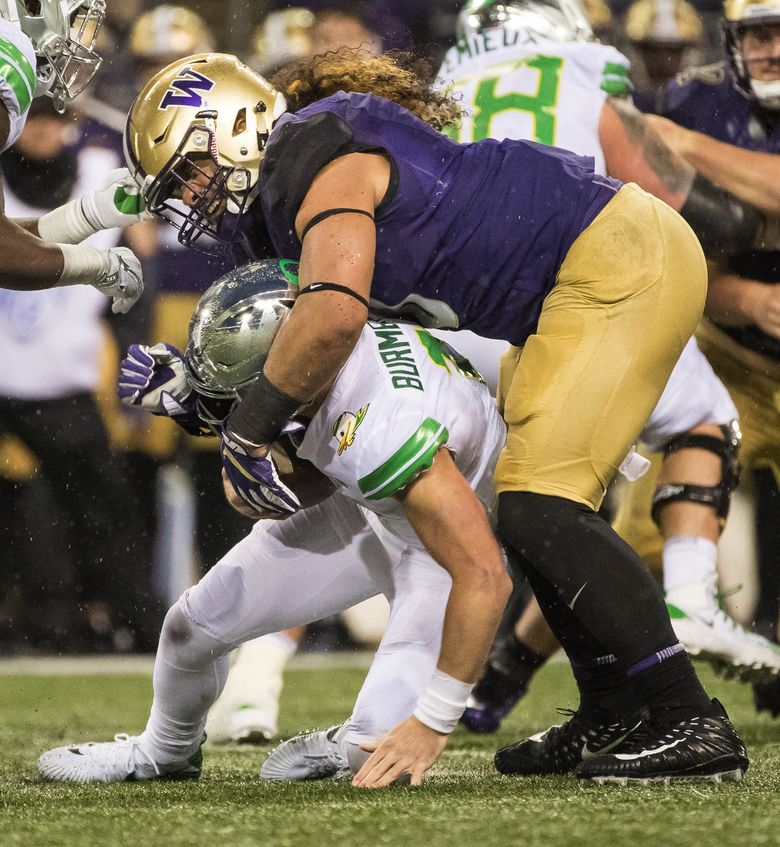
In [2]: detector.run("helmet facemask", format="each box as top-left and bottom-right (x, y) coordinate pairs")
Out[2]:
(143, 116), (257, 257)
(21, 0), (105, 109)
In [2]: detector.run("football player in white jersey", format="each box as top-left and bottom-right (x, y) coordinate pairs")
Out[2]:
(0, 1), (146, 312)
(38, 259), (513, 788)
(436, 0), (780, 744)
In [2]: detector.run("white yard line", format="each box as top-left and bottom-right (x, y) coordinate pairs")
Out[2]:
(0, 650), (374, 676)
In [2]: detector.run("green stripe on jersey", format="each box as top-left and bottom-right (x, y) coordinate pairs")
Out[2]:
(601, 61), (632, 97)
(0, 37), (35, 111)
(358, 417), (449, 500)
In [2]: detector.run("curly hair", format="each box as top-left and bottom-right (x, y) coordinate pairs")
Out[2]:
(270, 49), (462, 132)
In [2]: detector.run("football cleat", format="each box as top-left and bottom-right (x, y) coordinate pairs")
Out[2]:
(668, 603), (780, 683)
(461, 663), (529, 734)
(575, 700), (749, 784)
(260, 724), (351, 782)
(38, 733), (203, 783)
(494, 707), (643, 776)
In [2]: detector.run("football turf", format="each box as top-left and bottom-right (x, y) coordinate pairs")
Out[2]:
(1, 660), (779, 847)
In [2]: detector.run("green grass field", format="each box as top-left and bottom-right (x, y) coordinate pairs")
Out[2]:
(1, 659), (779, 847)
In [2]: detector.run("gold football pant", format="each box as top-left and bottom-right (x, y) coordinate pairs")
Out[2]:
(495, 183), (707, 510)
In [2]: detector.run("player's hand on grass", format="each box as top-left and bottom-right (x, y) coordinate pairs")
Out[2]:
(352, 716), (448, 788)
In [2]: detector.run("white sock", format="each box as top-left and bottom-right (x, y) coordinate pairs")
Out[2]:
(141, 604), (231, 766)
(663, 535), (719, 619)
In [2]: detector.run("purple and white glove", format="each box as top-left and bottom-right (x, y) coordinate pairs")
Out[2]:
(220, 429), (302, 516)
(118, 343), (194, 415)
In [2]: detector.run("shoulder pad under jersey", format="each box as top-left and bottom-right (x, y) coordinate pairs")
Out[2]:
(262, 110), (355, 229)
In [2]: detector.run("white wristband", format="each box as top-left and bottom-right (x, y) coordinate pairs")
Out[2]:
(57, 242), (111, 286)
(413, 669), (474, 735)
(38, 198), (97, 245)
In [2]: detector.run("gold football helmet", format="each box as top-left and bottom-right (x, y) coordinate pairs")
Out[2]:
(723, 0), (780, 108)
(129, 5), (214, 63)
(624, 0), (702, 44)
(124, 53), (286, 256)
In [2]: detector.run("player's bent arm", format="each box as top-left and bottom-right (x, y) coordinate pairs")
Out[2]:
(600, 97), (694, 209)
(0, 213), (66, 288)
(705, 261), (780, 340)
(227, 154), (386, 449)
(647, 115), (780, 215)
(352, 448), (511, 788)
(399, 448), (512, 686)
(602, 99), (766, 256)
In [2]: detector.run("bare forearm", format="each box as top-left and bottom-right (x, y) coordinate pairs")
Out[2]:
(0, 216), (65, 289)
(263, 293), (366, 402)
(402, 451), (511, 683)
(684, 132), (780, 214)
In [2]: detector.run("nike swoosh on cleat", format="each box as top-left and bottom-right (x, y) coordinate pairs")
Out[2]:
(581, 729), (632, 759)
(613, 738), (683, 760)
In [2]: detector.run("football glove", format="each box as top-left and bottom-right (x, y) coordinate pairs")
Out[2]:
(220, 428), (302, 516)
(93, 247), (144, 314)
(118, 343), (211, 437)
(81, 168), (153, 231)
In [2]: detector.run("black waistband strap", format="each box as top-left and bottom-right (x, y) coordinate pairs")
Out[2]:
(297, 283), (369, 309)
(301, 207), (374, 241)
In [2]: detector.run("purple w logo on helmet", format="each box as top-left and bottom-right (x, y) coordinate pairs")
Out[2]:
(160, 68), (215, 109)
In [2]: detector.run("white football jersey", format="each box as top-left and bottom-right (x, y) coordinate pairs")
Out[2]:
(438, 28), (630, 175)
(297, 320), (506, 542)
(0, 19), (37, 153)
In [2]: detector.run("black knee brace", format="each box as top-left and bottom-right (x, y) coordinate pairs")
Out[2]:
(651, 421), (741, 527)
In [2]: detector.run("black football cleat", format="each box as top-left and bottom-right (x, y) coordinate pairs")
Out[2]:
(461, 663), (529, 734)
(494, 706), (643, 776)
(575, 699), (749, 784)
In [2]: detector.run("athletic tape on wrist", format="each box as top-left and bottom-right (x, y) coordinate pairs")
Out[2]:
(226, 371), (302, 447)
(413, 669), (474, 735)
(37, 198), (98, 245)
(57, 242), (111, 286)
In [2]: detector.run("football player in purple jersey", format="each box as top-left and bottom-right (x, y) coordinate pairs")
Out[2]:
(122, 47), (749, 786)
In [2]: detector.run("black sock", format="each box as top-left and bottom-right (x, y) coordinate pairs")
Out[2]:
(571, 656), (643, 718)
(630, 650), (714, 723)
(498, 491), (679, 666)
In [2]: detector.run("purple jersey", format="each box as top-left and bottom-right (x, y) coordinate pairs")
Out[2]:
(659, 62), (780, 361)
(253, 92), (619, 346)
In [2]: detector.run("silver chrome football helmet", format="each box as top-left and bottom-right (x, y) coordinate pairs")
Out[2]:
(185, 259), (299, 400)
(457, 0), (594, 42)
(0, 0), (106, 108)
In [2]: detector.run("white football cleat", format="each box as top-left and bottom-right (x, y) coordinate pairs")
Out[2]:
(260, 724), (350, 781)
(38, 733), (203, 783)
(669, 603), (780, 683)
